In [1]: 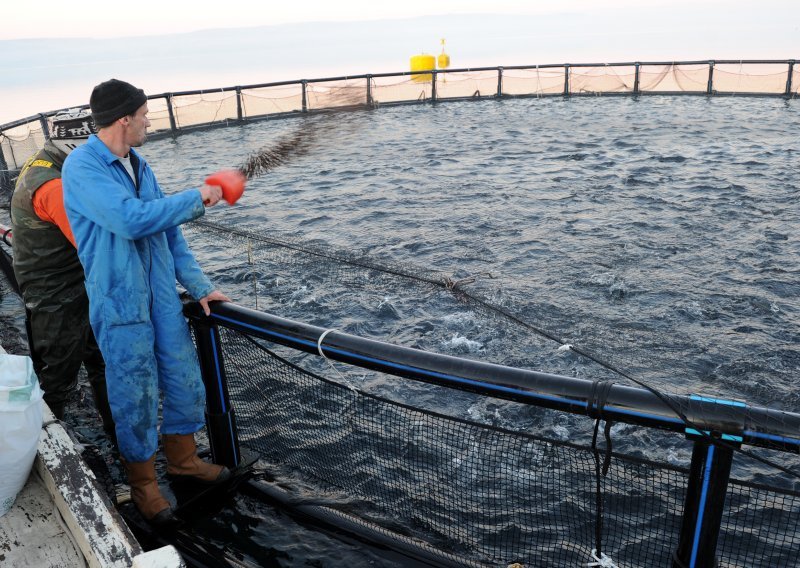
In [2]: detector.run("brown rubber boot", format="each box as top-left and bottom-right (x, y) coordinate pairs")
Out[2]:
(163, 433), (231, 484)
(123, 454), (177, 526)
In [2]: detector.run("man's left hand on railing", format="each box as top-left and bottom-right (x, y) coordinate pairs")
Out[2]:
(199, 290), (231, 316)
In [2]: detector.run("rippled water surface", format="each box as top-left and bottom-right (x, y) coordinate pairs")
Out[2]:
(155, 95), (799, 408)
(1, 95), (799, 565)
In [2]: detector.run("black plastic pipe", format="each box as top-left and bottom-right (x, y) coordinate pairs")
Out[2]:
(184, 302), (800, 453)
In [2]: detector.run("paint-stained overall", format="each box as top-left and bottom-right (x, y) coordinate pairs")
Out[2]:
(63, 135), (212, 462)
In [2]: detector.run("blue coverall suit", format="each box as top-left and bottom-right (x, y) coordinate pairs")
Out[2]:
(63, 135), (213, 462)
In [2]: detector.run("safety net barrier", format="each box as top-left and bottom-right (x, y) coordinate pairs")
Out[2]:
(1, 59), (797, 182)
(185, 300), (800, 568)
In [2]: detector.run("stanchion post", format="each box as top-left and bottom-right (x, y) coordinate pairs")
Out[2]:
(497, 67), (504, 98)
(301, 80), (308, 112)
(564, 65), (571, 96)
(366, 75), (374, 107)
(0, 141), (10, 195)
(673, 438), (735, 568)
(707, 61), (715, 95)
(166, 94), (178, 135)
(235, 86), (243, 121)
(431, 70), (438, 104)
(188, 310), (241, 469)
(38, 113), (51, 139)
(634, 62), (641, 95)
(673, 395), (743, 568)
(786, 60), (795, 97)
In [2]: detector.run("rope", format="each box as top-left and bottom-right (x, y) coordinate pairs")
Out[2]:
(536, 65), (542, 97)
(735, 59), (744, 96)
(588, 379), (615, 561)
(588, 549), (618, 568)
(605, 63), (632, 92)
(188, 220), (800, 482)
(444, 272), (493, 290)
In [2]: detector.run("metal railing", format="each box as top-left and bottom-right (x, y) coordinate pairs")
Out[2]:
(186, 301), (800, 568)
(1, 59), (798, 191)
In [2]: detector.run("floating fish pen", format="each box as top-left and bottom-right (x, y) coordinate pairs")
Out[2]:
(2, 60), (798, 177)
(1, 60), (799, 567)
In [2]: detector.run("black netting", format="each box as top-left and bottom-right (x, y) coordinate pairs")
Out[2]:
(209, 326), (798, 567)
(717, 480), (800, 567)
(187, 220), (800, 456)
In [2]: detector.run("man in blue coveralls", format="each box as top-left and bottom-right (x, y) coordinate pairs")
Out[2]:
(63, 79), (232, 526)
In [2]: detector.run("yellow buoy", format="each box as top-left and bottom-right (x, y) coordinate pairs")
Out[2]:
(410, 53), (435, 83)
(437, 38), (450, 70)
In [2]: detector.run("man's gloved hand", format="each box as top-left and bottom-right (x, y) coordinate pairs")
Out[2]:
(205, 170), (246, 205)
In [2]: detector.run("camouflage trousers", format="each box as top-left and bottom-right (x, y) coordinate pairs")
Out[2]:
(26, 290), (114, 438)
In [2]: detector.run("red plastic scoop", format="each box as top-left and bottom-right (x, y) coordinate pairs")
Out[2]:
(205, 170), (246, 205)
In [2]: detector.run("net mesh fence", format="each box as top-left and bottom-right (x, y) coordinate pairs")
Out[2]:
(570, 65), (637, 94)
(2, 61), (796, 178)
(434, 70), (500, 99)
(143, 96), (173, 134)
(638, 63), (710, 92)
(306, 79), (369, 110)
(242, 84), (304, 117)
(371, 75), (433, 103)
(214, 325), (800, 567)
(172, 90), (239, 128)
(713, 63), (791, 94)
(183, 219), (800, 441)
(0, 121), (45, 172)
(179, 215), (800, 565)
(502, 67), (566, 96)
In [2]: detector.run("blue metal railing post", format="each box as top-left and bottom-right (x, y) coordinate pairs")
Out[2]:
(187, 307), (241, 469)
(673, 439), (735, 568)
(707, 61), (715, 95)
(673, 396), (743, 568)
(786, 61), (795, 97)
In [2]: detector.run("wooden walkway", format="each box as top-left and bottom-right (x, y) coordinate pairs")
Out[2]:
(0, 346), (183, 567)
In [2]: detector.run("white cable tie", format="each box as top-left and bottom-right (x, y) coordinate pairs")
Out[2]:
(317, 328), (357, 392)
(317, 328), (338, 358)
(558, 344), (573, 352)
(588, 549), (619, 568)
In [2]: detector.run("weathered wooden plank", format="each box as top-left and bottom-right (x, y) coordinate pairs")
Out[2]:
(0, 469), (85, 567)
(35, 405), (143, 567)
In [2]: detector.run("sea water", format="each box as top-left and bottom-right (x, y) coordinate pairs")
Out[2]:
(1, 94), (798, 565)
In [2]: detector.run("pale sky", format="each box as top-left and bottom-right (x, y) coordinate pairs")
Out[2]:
(1, 0), (797, 122)
(0, 0), (754, 40)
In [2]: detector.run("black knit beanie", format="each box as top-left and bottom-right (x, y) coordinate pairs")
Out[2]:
(90, 79), (147, 127)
